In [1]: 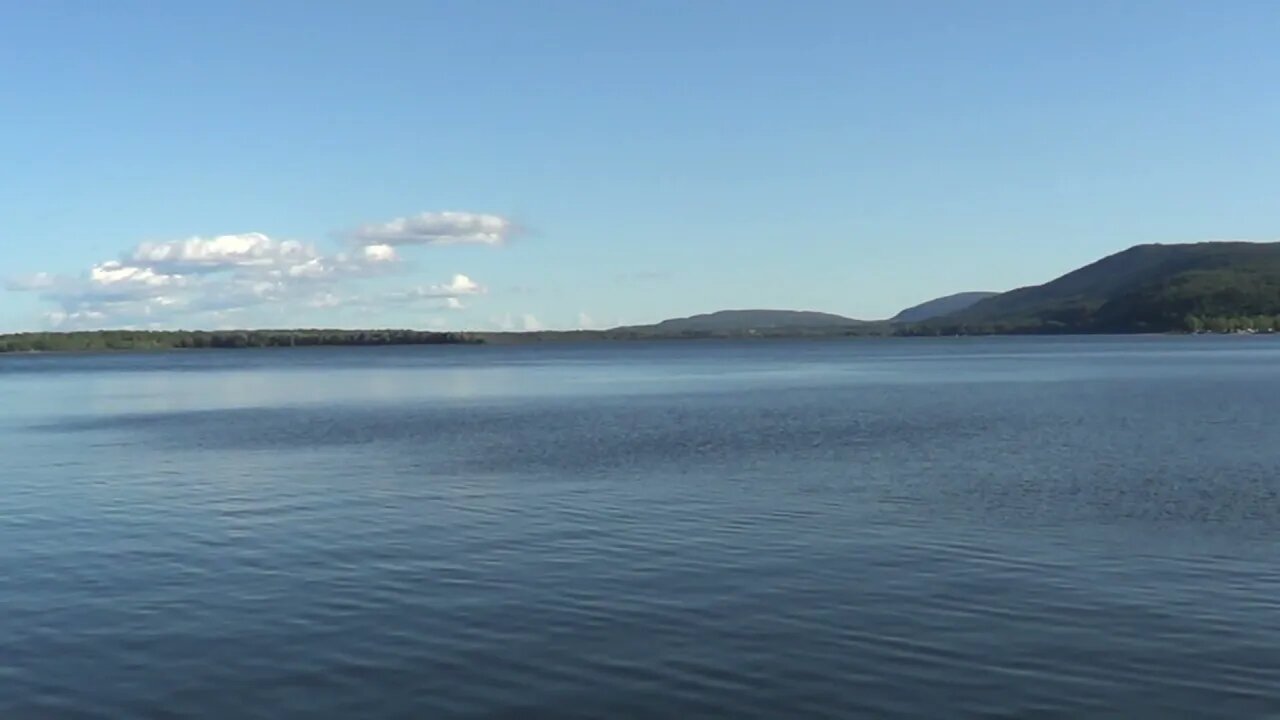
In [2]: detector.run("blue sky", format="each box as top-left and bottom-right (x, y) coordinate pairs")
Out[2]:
(3, 1), (1279, 332)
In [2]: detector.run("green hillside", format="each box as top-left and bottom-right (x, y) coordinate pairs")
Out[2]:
(912, 242), (1280, 334)
(634, 309), (864, 334)
(891, 292), (997, 323)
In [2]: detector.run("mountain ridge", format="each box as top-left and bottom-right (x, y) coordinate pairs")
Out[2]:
(920, 241), (1280, 333)
(891, 292), (998, 323)
(614, 309), (866, 334)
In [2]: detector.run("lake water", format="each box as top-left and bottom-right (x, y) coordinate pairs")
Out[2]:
(2, 337), (1278, 718)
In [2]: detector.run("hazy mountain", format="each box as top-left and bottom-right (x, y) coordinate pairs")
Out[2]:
(918, 242), (1280, 333)
(891, 292), (998, 323)
(620, 309), (866, 335)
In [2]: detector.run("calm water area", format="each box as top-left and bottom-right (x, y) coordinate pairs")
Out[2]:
(2, 337), (1278, 718)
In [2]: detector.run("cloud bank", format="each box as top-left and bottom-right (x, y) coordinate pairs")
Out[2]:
(6, 211), (512, 329)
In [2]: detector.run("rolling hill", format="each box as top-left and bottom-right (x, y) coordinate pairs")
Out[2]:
(891, 292), (998, 323)
(917, 242), (1280, 333)
(610, 309), (875, 337)
(644, 309), (861, 332)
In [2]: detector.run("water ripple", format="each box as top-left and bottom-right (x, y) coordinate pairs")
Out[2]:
(3, 340), (1280, 718)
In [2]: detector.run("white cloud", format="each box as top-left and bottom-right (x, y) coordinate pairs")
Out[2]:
(278, 249), (398, 282)
(7, 225), (490, 329)
(397, 274), (485, 300)
(126, 232), (397, 285)
(130, 232), (317, 274)
(352, 211), (514, 247)
(46, 310), (107, 327)
(488, 313), (545, 332)
(362, 244), (398, 262)
(284, 258), (330, 280)
(441, 274), (482, 295)
(308, 292), (344, 309)
(89, 261), (185, 292)
(41, 291), (188, 329)
(19, 261), (191, 323)
(576, 311), (600, 330)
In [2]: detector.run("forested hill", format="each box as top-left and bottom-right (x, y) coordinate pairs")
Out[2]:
(891, 292), (997, 323)
(623, 309), (865, 334)
(910, 242), (1280, 334)
(0, 329), (478, 353)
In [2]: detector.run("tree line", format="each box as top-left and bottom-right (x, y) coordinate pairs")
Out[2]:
(1181, 315), (1280, 334)
(0, 329), (480, 353)
(895, 315), (1280, 336)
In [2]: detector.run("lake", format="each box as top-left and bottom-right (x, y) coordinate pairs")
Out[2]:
(2, 337), (1278, 718)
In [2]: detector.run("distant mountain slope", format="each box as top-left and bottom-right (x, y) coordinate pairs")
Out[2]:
(922, 242), (1280, 333)
(650, 309), (861, 332)
(614, 309), (869, 336)
(892, 292), (997, 323)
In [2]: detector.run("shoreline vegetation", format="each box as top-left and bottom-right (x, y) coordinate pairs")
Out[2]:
(5, 241), (1280, 354)
(0, 329), (481, 354)
(1, 323), (1275, 354)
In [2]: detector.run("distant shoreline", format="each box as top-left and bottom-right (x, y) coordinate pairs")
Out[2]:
(2, 328), (1274, 355)
(0, 329), (479, 354)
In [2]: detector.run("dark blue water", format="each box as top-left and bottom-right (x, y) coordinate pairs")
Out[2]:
(3, 337), (1278, 718)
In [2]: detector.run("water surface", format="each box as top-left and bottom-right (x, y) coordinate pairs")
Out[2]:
(2, 337), (1278, 718)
